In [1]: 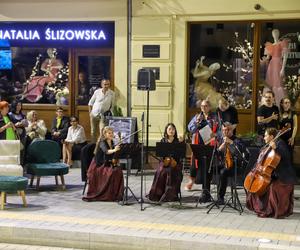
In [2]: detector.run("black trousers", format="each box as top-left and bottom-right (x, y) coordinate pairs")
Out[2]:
(190, 157), (212, 193)
(218, 167), (234, 199)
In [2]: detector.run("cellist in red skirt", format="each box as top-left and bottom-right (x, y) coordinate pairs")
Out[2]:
(185, 99), (218, 203)
(246, 127), (297, 218)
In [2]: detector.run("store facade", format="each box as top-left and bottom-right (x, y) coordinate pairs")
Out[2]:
(130, 0), (300, 143)
(1, 0), (300, 144)
(0, 0), (127, 140)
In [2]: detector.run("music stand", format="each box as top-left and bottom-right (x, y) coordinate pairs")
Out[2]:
(155, 142), (186, 204)
(116, 143), (141, 205)
(190, 144), (220, 212)
(221, 155), (244, 214)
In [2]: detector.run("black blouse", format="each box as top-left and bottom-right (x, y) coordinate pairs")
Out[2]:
(160, 137), (181, 163)
(273, 139), (297, 185)
(95, 139), (115, 166)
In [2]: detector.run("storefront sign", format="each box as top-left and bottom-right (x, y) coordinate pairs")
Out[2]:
(143, 45), (160, 58)
(0, 22), (114, 48)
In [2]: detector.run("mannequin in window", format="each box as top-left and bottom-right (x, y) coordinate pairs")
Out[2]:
(23, 48), (64, 103)
(264, 29), (289, 106)
(192, 56), (225, 108)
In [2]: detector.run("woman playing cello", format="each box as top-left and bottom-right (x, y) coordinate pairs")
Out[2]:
(246, 127), (297, 218)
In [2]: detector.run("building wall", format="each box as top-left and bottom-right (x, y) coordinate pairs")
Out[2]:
(131, 0), (300, 144)
(0, 0), (128, 115)
(1, 0), (300, 144)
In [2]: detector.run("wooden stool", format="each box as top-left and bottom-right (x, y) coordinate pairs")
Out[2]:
(0, 176), (28, 210)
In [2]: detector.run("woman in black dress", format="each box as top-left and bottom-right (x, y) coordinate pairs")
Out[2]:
(148, 123), (183, 202)
(83, 126), (124, 202)
(279, 97), (298, 158)
(9, 100), (28, 142)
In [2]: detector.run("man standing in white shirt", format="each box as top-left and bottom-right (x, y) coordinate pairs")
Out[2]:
(88, 79), (115, 143)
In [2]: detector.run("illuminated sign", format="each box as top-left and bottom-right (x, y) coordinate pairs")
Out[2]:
(0, 22), (114, 48)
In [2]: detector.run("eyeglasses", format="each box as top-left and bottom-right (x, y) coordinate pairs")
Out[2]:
(284, 101), (291, 104)
(70, 120), (77, 123)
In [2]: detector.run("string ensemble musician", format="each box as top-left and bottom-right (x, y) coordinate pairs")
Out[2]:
(216, 123), (247, 205)
(246, 127), (297, 218)
(83, 126), (124, 202)
(185, 100), (218, 203)
(148, 123), (183, 202)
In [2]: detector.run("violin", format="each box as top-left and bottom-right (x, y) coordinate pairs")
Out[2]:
(112, 132), (121, 167)
(244, 128), (290, 196)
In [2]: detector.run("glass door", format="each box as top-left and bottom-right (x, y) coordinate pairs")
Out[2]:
(73, 49), (114, 141)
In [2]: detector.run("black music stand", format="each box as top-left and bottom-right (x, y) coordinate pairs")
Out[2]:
(190, 144), (220, 212)
(155, 142), (186, 204)
(221, 156), (244, 214)
(117, 143), (142, 205)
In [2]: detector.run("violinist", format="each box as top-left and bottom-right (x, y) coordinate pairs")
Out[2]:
(185, 100), (218, 203)
(246, 128), (297, 218)
(83, 126), (124, 202)
(148, 123), (183, 202)
(216, 123), (246, 205)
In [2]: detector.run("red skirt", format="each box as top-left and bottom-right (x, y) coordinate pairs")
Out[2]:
(148, 162), (182, 202)
(83, 159), (124, 202)
(246, 180), (294, 218)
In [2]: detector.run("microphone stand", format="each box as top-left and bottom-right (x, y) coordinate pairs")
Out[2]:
(140, 112), (145, 211)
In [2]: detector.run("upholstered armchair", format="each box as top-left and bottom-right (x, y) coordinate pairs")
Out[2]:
(25, 140), (69, 190)
(0, 140), (23, 176)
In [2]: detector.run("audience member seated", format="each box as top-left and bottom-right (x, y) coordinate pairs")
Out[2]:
(25, 110), (47, 142)
(51, 107), (69, 149)
(9, 100), (28, 142)
(63, 116), (87, 167)
(83, 126), (124, 202)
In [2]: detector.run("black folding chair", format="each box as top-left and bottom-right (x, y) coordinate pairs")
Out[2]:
(81, 143), (96, 194)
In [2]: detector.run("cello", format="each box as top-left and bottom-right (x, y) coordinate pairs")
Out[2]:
(243, 127), (290, 196)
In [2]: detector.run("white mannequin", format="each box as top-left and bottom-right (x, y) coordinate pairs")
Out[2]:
(264, 29), (289, 105)
(271, 29), (288, 77)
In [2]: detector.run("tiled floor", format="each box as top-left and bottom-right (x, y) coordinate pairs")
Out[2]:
(0, 167), (300, 250)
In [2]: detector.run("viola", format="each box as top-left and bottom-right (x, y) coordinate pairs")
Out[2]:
(244, 128), (290, 196)
(163, 157), (177, 168)
(225, 145), (233, 169)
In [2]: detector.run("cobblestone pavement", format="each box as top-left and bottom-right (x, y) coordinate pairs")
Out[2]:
(0, 167), (300, 250)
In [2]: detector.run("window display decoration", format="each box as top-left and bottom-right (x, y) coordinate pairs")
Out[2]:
(284, 73), (300, 107)
(192, 32), (253, 110)
(20, 48), (69, 105)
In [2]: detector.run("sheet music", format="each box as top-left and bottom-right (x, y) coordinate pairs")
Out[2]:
(199, 125), (212, 145)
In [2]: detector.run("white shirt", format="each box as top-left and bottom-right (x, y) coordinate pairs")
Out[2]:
(65, 125), (86, 144)
(88, 88), (115, 118)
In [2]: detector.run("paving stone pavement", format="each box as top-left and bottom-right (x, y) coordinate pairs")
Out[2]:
(0, 168), (300, 250)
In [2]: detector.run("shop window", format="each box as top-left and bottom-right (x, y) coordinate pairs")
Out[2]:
(189, 22), (254, 110)
(0, 47), (69, 105)
(259, 21), (300, 109)
(77, 55), (111, 105)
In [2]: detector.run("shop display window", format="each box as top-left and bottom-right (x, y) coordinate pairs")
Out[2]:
(189, 20), (300, 110)
(0, 47), (69, 105)
(259, 22), (300, 109)
(189, 22), (254, 109)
